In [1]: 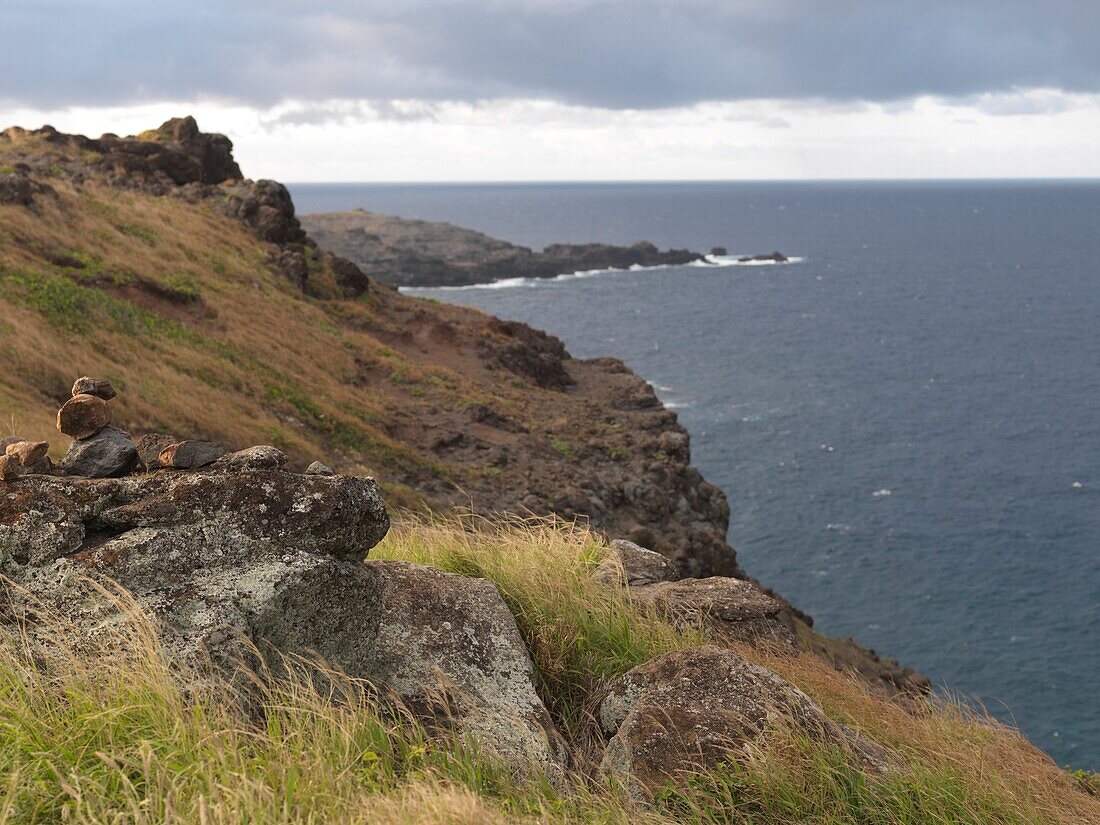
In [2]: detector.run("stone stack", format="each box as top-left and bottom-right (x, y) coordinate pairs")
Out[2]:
(56, 376), (138, 478)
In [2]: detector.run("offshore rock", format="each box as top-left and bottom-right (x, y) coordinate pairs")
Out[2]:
(599, 646), (894, 799)
(58, 426), (137, 478)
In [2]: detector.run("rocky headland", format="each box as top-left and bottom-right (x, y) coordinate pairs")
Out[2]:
(301, 208), (710, 288)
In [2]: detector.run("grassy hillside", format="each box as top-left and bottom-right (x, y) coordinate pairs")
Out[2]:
(2, 519), (1097, 824)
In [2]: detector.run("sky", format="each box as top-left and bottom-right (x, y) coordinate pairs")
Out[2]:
(1, 0), (1099, 181)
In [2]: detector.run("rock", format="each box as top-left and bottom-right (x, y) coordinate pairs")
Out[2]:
(738, 251), (788, 263)
(58, 426), (137, 478)
(135, 432), (179, 470)
(710, 246), (728, 256)
(324, 252), (370, 298)
(159, 440), (225, 469)
(305, 461), (335, 476)
(254, 560), (568, 776)
(630, 577), (797, 647)
(4, 440), (49, 467)
(56, 394), (111, 439)
(71, 376), (117, 400)
(592, 539), (678, 587)
(0, 455), (21, 481)
(219, 445), (287, 471)
(0, 468), (564, 776)
(0, 436), (22, 453)
(218, 179), (307, 244)
(0, 170), (36, 206)
(599, 646), (894, 799)
(25, 456), (53, 475)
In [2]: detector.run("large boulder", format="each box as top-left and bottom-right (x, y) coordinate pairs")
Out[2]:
(0, 464), (565, 775)
(598, 646), (894, 799)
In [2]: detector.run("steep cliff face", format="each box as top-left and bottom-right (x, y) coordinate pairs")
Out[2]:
(0, 117), (923, 692)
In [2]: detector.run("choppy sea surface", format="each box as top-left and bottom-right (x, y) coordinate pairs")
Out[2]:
(291, 180), (1100, 769)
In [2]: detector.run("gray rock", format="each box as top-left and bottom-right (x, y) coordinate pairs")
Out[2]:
(220, 445), (288, 471)
(0, 455), (22, 482)
(305, 461), (335, 476)
(362, 561), (567, 776)
(56, 394), (111, 439)
(599, 646), (895, 799)
(159, 440), (224, 469)
(592, 538), (678, 587)
(630, 577), (796, 647)
(135, 432), (179, 470)
(58, 426), (136, 478)
(0, 468), (565, 776)
(71, 376), (117, 400)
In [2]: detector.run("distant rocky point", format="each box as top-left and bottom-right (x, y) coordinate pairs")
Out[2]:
(300, 209), (710, 288)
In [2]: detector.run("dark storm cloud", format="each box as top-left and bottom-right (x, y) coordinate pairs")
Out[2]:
(2, 0), (1099, 110)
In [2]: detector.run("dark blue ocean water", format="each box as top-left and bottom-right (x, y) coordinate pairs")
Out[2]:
(291, 181), (1100, 770)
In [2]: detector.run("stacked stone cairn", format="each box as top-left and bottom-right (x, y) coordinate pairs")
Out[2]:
(0, 376), (311, 481)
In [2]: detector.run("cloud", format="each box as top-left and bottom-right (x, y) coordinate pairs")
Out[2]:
(1, 1), (1099, 110)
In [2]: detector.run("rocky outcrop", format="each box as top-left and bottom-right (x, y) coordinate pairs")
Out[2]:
(218, 179), (307, 245)
(598, 646), (895, 799)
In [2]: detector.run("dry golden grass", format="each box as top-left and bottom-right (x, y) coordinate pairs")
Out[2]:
(0, 179), (513, 487)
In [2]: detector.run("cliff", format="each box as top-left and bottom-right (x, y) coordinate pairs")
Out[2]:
(301, 208), (707, 287)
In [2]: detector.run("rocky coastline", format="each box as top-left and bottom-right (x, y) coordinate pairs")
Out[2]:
(301, 208), (710, 288)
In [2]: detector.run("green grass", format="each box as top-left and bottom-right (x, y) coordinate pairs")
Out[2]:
(550, 438), (572, 458)
(0, 264), (199, 343)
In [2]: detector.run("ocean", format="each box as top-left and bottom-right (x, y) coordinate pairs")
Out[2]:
(290, 180), (1100, 770)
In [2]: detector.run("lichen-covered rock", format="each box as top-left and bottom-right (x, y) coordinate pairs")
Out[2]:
(219, 445), (287, 471)
(305, 461), (335, 476)
(71, 376), (117, 400)
(593, 539), (678, 587)
(159, 440), (225, 469)
(599, 646), (894, 799)
(58, 425), (137, 477)
(363, 561), (568, 776)
(0, 465), (565, 775)
(630, 577), (797, 647)
(56, 393), (111, 439)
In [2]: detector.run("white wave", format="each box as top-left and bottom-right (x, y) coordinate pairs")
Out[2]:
(691, 254), (805, 267)
(399, 253), (804, 292)
(664, 400), (694, 410)
(872, 488), (892, 498)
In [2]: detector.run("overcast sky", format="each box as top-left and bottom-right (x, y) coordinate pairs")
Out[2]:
(2, 0), (1098, 181)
